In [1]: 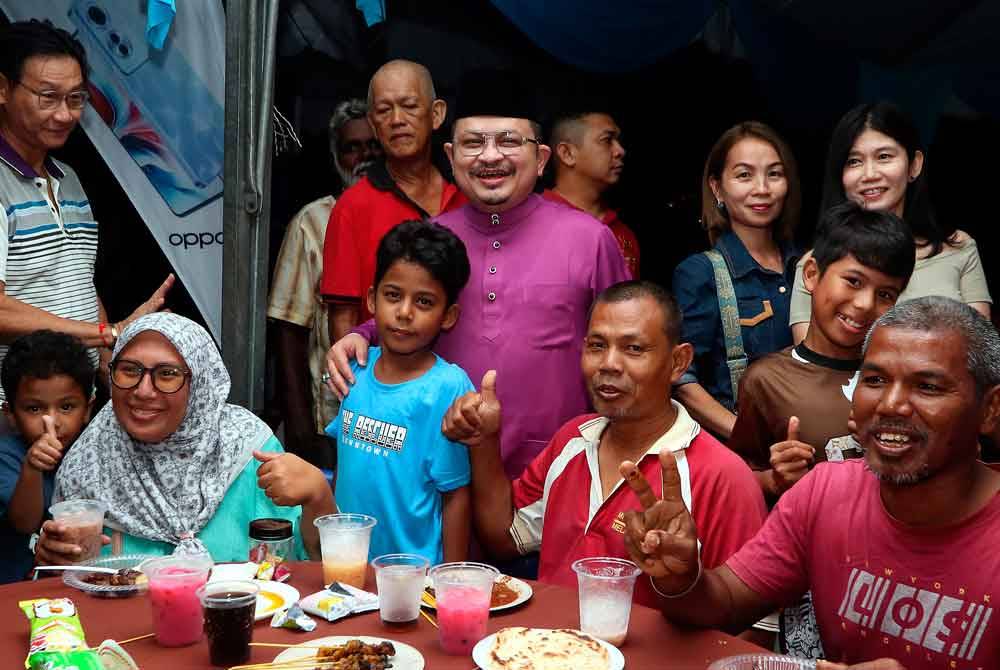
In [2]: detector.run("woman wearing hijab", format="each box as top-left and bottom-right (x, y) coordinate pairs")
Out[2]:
(35, 313), (335, 563)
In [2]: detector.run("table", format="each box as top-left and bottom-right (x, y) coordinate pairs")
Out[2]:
(4, 562), (765, 668)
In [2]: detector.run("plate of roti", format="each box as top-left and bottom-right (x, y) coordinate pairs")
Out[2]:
(472, 627), (625, 670)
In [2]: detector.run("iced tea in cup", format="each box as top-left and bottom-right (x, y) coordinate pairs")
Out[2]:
(430, 561), (498, 655)
(313, 513), (376, 588)
(144, 553), (213, 647)
(373, 553), (430, 630)
(198, 580), (259, 666)
(571, 557), (641, 647)
(48, 499), (107, 561)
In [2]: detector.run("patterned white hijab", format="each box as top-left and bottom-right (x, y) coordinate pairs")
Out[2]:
(55, 313), (271, 554)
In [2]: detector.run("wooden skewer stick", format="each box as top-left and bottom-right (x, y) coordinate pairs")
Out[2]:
(116, 632), (155, 645)
(420, 609), (438, 628)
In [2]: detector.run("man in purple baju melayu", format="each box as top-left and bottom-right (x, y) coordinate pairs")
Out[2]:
(325, 69), (630, 478)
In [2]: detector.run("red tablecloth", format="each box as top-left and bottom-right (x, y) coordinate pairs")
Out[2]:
(5, 562), (765, 668)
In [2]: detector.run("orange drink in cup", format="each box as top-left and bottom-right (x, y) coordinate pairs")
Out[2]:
(313, 513), (376, 588)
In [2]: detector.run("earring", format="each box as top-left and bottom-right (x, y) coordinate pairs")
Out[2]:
(716, 199), (725, 211)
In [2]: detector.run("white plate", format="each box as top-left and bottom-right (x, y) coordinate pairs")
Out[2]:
(254, 580), (300, 622)
(423, 574), (533, 612)
(273, 635), (424, 669)
(472, 629), (624, 670)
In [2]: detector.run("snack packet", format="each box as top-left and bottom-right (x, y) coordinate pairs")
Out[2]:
(28, 651), (103, 670)
(19, 598), (89, 669)
(299, 582), (378, 622)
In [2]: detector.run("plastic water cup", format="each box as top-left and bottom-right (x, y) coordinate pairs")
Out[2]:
(198, 580), (259, 666)
(144, 554), (214, 647)
(373, 553), (430, 630)
(572, 557), (641, 647)
(48, 499), (108, 561)
(430, 561), (498, 655)
(313, 513), (376, 588)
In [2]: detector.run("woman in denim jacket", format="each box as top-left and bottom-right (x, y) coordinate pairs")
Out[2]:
(673, 122), (801, 439)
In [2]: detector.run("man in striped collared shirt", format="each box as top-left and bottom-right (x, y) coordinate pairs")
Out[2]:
(0, 20), (171, 410)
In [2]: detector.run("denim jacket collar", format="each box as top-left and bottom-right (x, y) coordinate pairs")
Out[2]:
(715, 231), (798, 281)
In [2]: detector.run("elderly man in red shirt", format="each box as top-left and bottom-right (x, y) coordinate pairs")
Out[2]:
(322, 59), (465, 341)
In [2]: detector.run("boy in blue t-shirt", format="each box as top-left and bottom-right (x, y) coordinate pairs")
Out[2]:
(329, 219), (473, 564)
(0, 331), (94, 583)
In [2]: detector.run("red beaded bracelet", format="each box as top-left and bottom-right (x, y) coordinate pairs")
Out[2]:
(98, 322), (112, 347)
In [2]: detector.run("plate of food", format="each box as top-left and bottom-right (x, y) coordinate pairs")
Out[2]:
(63, 554), (152, 598)
(423, 573), (532, 612)
(254, 580), (299, 621)
(273, 636), (423, 669)
(473, 627), (624, 670)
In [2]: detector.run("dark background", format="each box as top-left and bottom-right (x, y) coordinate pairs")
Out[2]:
(3, 0), (999, 363)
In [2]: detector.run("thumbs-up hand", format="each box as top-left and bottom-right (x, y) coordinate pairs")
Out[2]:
(442, 370), (502, 446)
(768, 416), (815, 495)
(619, 450), (700, 593)
(27, 415), (66, 472)
(254, 449), (326, 507)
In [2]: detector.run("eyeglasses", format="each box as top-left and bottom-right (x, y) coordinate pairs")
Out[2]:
(456, 130), (539, 157)
(110, 360), (191, 394)
(337, 139), (380, 155)
(16, 81), (89, 111)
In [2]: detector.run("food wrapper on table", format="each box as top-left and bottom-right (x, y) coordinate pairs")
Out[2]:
(249, 545), (292, 582)
(299, 582), (378, 622)
(28, 651), (103, 670)
(270, 602), (316, 632)
(19, 598), (99, 669)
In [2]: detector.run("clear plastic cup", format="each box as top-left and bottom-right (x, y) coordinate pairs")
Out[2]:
(48, 499), (108, 561)
(198, 580), (259, 667)
(144, 554), (214, 647)
(571, 557), (641, 647)
(707, 655), (816, 670)
(313, 513), (376, 588)
(430, 561), (498, 655)
(373, 553), (430, 630)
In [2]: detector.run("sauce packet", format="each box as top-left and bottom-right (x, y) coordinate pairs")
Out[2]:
(19, 598), (89, 669)
(299, 582), (378, 622)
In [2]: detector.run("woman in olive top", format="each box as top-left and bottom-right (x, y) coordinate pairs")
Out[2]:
(789, 101), (991, 343)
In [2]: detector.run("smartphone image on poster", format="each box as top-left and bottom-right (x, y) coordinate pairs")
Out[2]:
(68, 0), (224, 217)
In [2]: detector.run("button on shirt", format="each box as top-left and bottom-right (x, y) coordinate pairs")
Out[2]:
(673, 231), (799, 411)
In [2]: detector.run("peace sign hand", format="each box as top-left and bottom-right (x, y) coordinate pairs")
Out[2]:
(619, 450), (700, 593)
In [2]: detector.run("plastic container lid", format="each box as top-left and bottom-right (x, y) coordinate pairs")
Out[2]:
(249, 518), (293, 541)
(707, 655), (816, 670)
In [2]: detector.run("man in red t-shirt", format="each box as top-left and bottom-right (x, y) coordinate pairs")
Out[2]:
(321, 60), (465, 341)
(445, 280), (765, 608)
(628, 296), (1000, 669)
(544, 110), (639, 277)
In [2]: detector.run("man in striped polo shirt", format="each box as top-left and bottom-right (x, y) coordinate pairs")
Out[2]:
(0, 20), (172, 410)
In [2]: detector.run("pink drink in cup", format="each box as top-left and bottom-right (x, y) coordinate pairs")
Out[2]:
(430, 562), (498, 655)
(144, 554), (213, 647)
